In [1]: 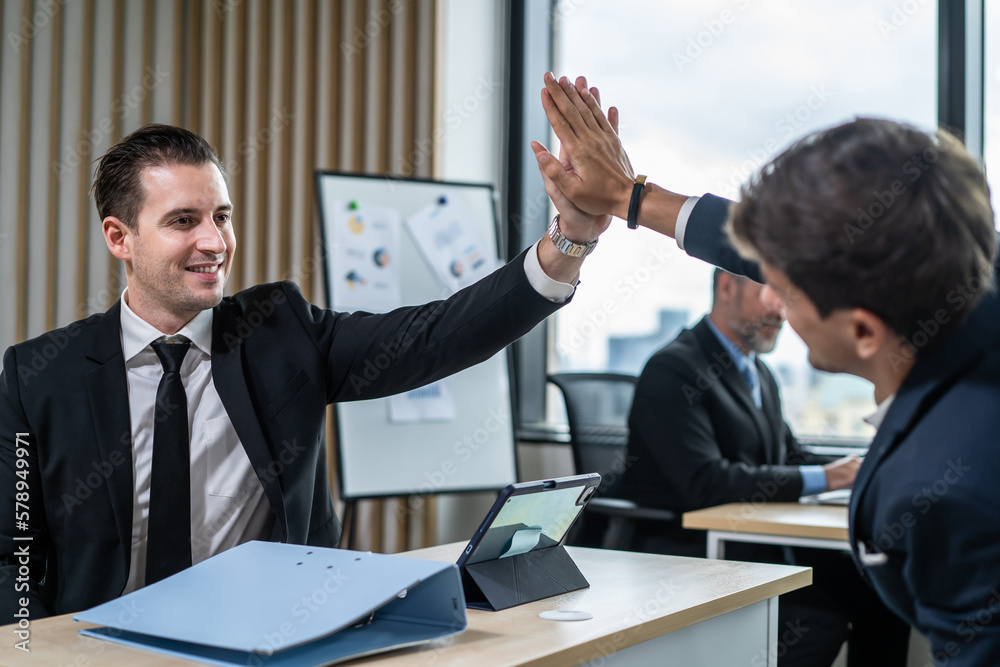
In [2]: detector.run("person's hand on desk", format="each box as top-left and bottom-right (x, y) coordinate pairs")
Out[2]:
(822, 455), (862, 491)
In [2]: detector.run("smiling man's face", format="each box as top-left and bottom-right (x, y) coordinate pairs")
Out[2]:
(120, 162), (235, 331)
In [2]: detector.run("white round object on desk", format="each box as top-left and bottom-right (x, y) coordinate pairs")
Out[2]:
(539, 610), (593, 621)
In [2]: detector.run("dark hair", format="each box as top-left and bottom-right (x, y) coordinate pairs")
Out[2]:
(711, 267), (745, 303)
(728, 117), (996, 350)
(91, 124), (225, 230)
(712, 267), (724, 296)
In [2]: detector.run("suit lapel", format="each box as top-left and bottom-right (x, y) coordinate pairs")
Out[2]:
(721, 365), (774, 463)
(848, 373), (941, 549)
(211, 301), (287, 537)
(83, 302), (135, 573)
(755, 362), (783, 464)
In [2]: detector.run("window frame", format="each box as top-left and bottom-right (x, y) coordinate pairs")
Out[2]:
(508, 0), (987, 441)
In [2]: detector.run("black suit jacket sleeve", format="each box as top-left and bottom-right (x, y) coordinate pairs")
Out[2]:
(783, 434), (835, 466)
(272, 248), (562, 402)
(627, 338), (805, 511)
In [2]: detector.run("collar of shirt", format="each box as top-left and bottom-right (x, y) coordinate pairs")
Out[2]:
(705, 317), (756, 377)
(119, 288), (214, 364)
(863, 393), (896, 430)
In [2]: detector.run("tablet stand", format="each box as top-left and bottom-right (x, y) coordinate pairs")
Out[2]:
(461, 544), (589, 611)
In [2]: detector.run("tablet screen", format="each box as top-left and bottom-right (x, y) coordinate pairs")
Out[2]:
(463, 484), (592, 566)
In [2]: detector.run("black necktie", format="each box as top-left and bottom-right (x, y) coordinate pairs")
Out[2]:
(146, 337), (192, 584)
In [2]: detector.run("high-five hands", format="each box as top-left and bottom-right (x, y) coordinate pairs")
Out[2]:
(532, 76), (616, 284)
(532, 73), (688, 239)
(531, 74), (636, 220)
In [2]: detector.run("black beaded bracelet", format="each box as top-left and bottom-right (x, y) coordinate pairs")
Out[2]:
(626, 174), (647, 229)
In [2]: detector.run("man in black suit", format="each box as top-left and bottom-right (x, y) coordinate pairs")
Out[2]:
(0, 124), (610, 619)
(534, 74), (1000, 666)
(626, 268), (856, 554)
(625, 269), (860, 524)
(626, 269), (909, 666)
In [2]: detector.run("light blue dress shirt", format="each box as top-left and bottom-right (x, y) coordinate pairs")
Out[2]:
(704, 318), (826, 496)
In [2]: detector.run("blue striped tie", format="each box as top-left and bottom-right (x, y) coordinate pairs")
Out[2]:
(742, 362), (762, 409)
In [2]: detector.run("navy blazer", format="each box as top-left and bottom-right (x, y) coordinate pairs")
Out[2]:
(685, 193), (1000, 665)
(0, 249), (562, 618)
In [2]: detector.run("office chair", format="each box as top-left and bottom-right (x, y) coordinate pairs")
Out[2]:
(548, 372), (678, 551)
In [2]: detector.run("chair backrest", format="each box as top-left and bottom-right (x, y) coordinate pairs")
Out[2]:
(548, 372), (637, 498)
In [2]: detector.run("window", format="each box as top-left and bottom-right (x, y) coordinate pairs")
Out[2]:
(986, 2), (1000, 222)
(550, 0), (938, 440)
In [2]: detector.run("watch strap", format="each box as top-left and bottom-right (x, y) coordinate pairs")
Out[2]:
(627, 174), (647, 229)
(548, 215), (598, 258)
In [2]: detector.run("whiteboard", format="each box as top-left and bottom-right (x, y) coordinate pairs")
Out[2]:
(315, 172), (518, 500)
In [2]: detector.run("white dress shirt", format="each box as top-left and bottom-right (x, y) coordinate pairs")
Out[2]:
(120, 291), (273, 593)
(863, 394), (896, 430)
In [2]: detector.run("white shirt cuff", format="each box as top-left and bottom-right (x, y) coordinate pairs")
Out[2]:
(523, 240), (577, 303)
(674, 195), (701, 251)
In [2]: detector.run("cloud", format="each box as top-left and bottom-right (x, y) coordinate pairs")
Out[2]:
(555, 0), (936, 194)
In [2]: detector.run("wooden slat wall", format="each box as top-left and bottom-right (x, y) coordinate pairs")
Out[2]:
(105, 0), (123, 301)
(0, 0), (438, 553)
(15, 0), (32, 344)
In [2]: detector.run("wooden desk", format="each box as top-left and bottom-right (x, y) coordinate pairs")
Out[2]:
(683, 502), (851, 559)
(0, 544), (810, 667)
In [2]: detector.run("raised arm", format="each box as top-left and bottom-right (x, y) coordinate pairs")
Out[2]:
(533, 73), (765, 283)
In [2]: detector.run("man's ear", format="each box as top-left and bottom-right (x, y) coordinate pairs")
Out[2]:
(103, 216), (133, 261)
(849, 308), (892, 360)
(717, 272), (738, 303)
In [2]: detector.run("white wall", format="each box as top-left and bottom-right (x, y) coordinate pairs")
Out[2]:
(433, 0), (513, 545)
(436, 0), (507, 186)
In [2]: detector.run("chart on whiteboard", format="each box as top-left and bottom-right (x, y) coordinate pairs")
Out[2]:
(329, 200), (402, 313)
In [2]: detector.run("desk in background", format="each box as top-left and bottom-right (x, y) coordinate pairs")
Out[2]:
(683, 502), (851, 559)
(0, 543), (809, 667)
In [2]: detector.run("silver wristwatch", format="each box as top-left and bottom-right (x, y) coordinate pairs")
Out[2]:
(547, 215), (598, 258)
